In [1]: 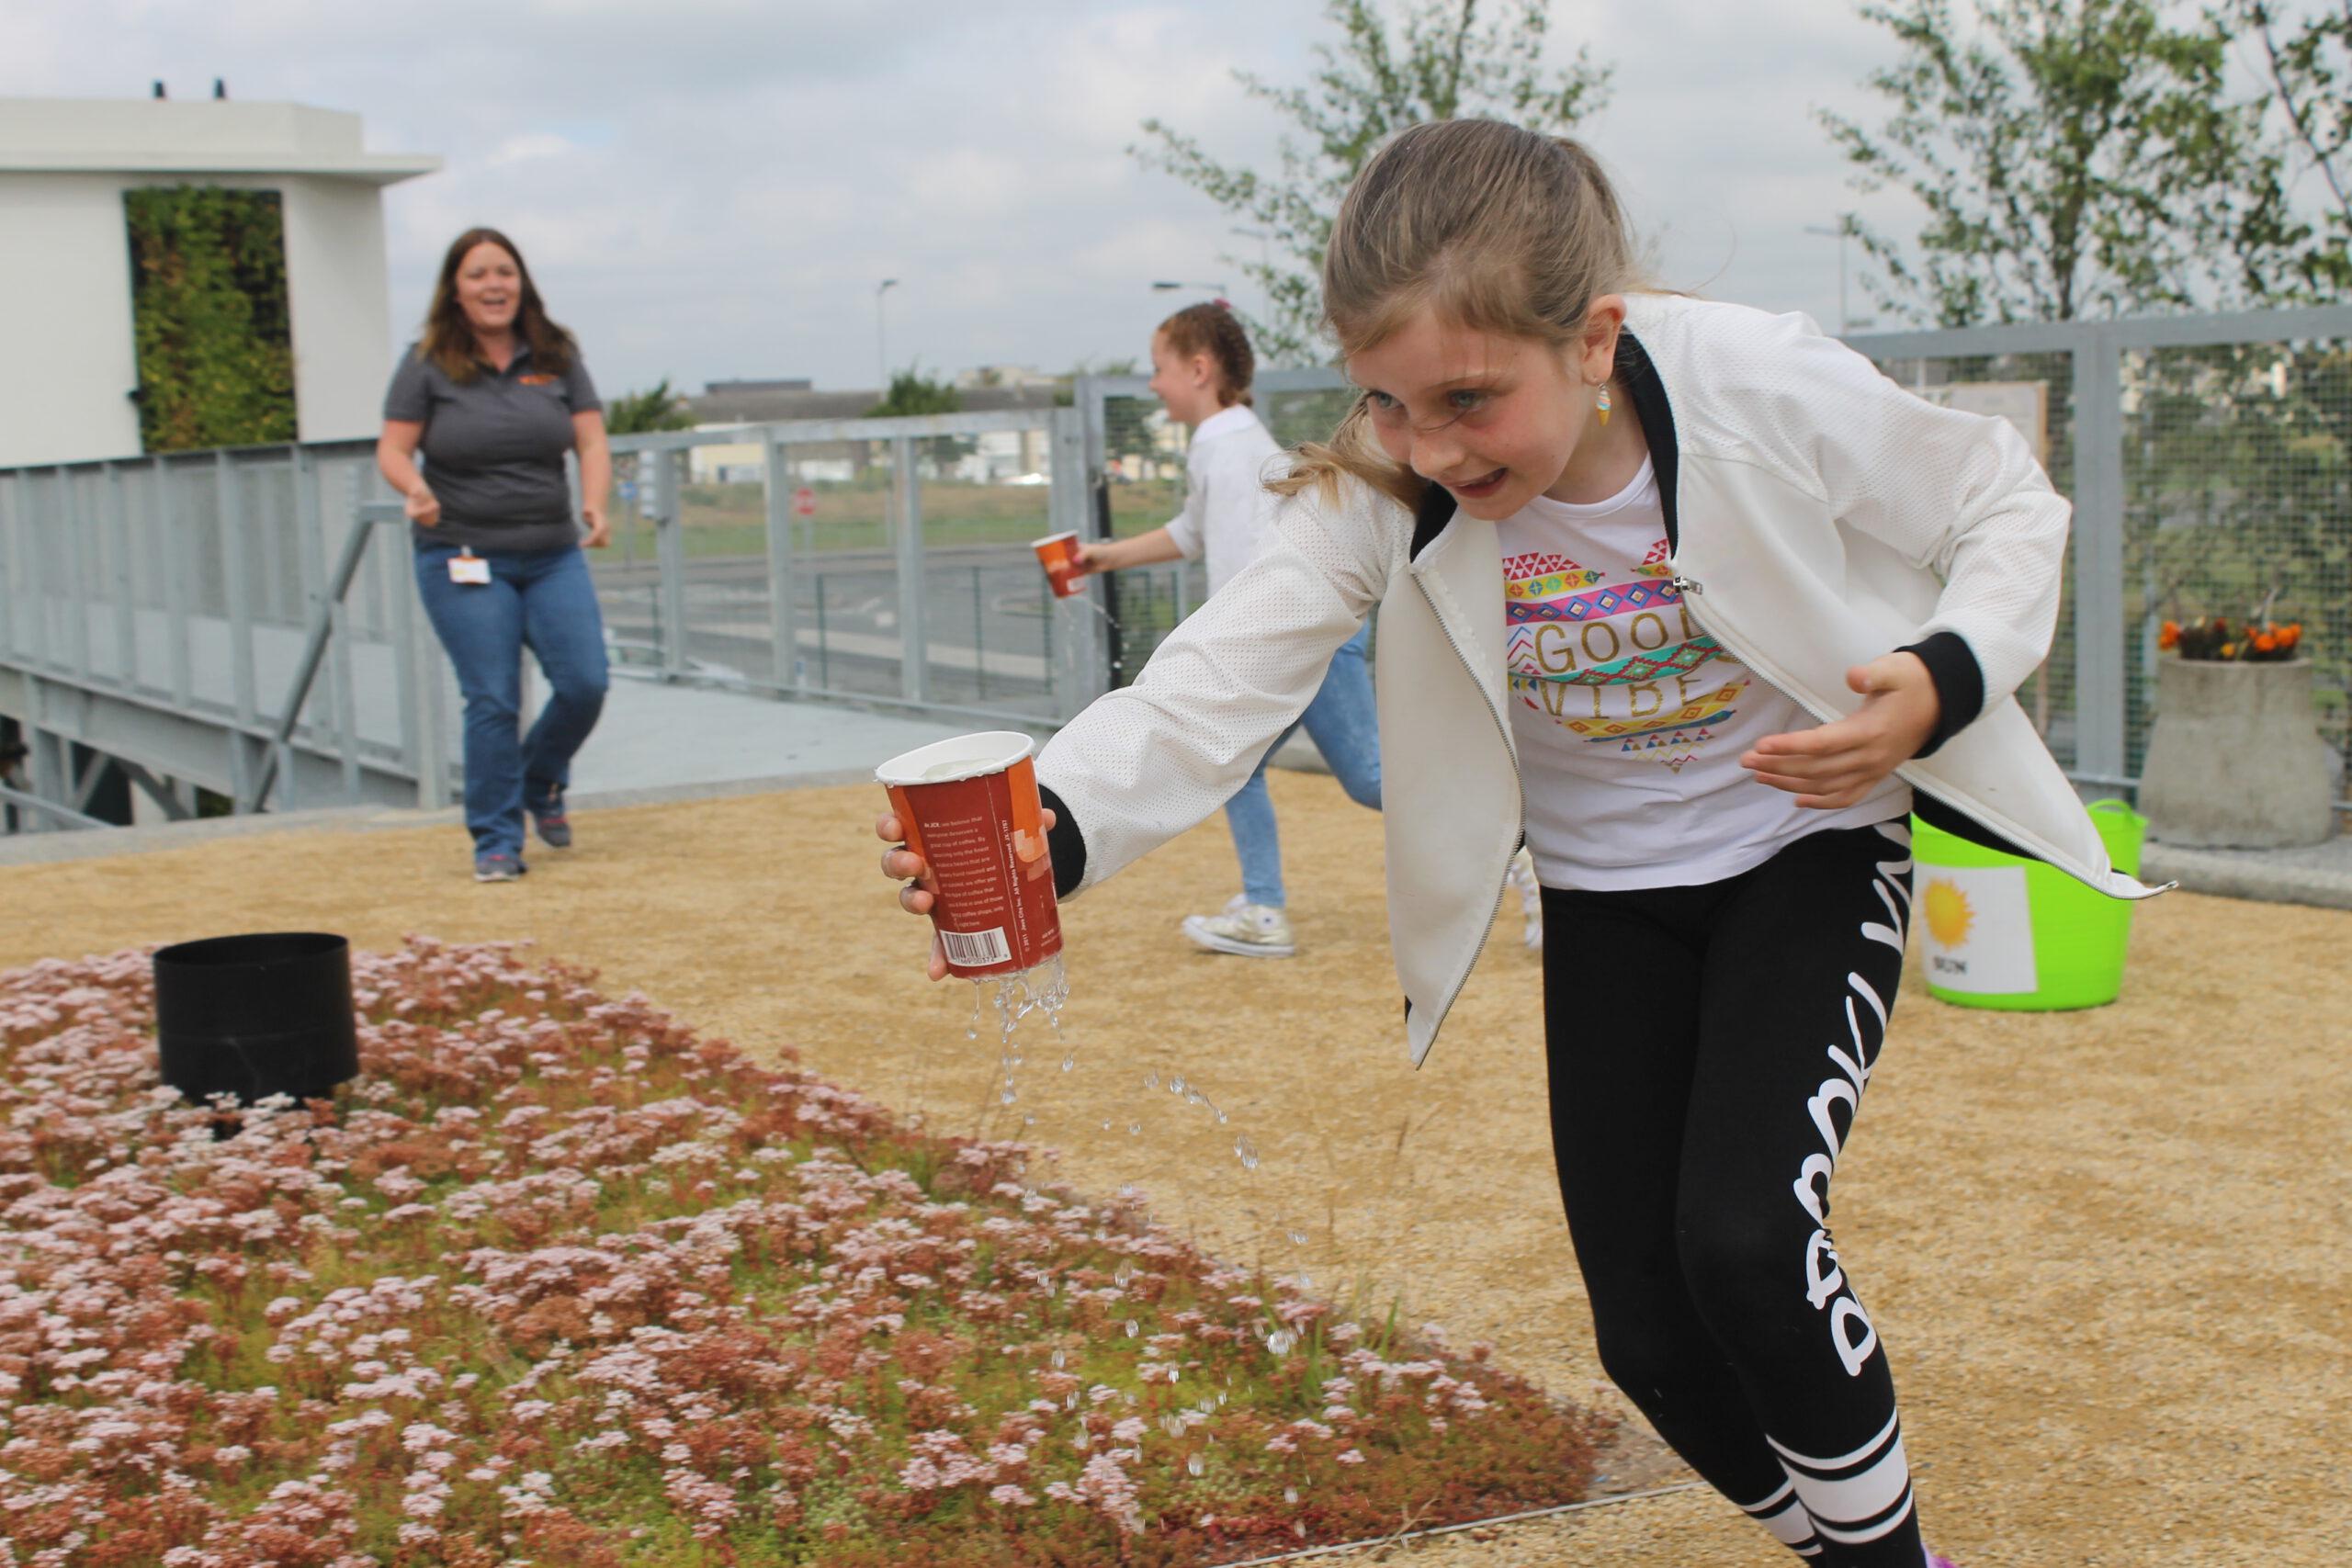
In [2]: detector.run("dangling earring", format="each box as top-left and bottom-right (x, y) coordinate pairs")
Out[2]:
(1594, 383), (1613, 427)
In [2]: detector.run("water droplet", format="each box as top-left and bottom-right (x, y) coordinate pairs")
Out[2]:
(1114, 1263), (1132, 1286)
(1284, 1486), (1299, 1506)
(1129, 1122), (1141, 1135)
(1169, 1075), (1187, 1095)
(1062, 1052), (1077, 1072)
(1052, 1348), (1066, 1369)
(1125, 1319), (1140, 1337)
(1101, 1119), (1112, 1132)
(1160, 1414), (1185, 1437)
(1187, 1453), (1205, 1477)
(1267, 1329), (1295, 1355)
(1023, 1113), (1035, 1127)
(1144, 1071), (1160, 1089)
(1001, 1086), (1017, 1105)
(1294, 1522), (1307, 1540)
(1216, 1393), (1227, 1407)
(1066, 1391), (1080, 1409)
(1288, 1229), (1308, 1246)
(1216, 1110), (1228, 1124)
(1233, 1134), (1259, 1170)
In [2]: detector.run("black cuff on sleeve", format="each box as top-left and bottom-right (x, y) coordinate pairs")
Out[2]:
(1037, 784), (1088, 900)
(1896, 630), (1985, 759)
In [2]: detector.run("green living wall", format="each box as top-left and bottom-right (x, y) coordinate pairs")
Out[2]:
(123, 186), (297, 452)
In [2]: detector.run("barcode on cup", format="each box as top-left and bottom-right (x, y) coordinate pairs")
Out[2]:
(938, 927), (1012, 968)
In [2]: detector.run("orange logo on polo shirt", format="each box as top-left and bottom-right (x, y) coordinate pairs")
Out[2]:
(518, 374), (558, 386)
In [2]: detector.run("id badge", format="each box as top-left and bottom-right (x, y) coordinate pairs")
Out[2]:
(447, 550), (491, 586)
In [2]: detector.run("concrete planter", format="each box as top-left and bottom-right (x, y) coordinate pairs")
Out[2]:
(2140, 658), (2335, 848)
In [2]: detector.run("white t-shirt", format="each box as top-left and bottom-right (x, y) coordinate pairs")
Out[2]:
(1499, 457), (1910, 890)
(1163, 404), (1283, 595)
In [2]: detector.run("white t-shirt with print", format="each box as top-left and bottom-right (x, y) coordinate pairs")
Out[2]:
(1500, 457), (1910, 890)
(1163, 403), (1284, 596)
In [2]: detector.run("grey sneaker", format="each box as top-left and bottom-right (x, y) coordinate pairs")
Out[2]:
(474, 852), (527, 883)
(531, 792), (571, 850)
(1181, 902), (1295, 958)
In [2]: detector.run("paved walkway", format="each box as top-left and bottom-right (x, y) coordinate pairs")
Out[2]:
(0, 679), (982, 867)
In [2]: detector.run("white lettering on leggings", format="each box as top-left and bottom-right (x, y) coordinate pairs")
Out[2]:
(1791, 822), (1911, 1377)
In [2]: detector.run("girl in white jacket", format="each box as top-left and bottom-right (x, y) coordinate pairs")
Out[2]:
(886, 119), (2153, 1565)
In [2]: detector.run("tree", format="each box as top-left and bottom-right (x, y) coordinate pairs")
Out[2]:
(604, 378), (696, 435)
(1133, 0), (1611, 362)
(1819, 0), (2309, 324)
(2234, 0), (2352, 298)
(865, 366), (970, 475)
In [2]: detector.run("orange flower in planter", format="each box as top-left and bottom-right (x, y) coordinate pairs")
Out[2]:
(2159, 620), (2181, 650)
(2254, 631), (2278, 653)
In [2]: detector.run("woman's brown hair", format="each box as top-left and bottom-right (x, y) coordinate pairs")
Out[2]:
(418, 227), (576, 384)
(1157, 300), (1255, 408)
(1272, 119), (1638, 510)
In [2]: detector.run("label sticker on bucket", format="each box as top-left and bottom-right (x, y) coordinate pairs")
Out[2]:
(1919, 864), (2038, 993)
(938, 927), (1012, 969)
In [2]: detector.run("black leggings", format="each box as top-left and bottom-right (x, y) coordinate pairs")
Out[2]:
(1542, 821), (1922, 1565)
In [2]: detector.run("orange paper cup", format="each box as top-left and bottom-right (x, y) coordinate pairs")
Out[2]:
(1032, 531), (1083, 598)
(876, 731), (1062, 978)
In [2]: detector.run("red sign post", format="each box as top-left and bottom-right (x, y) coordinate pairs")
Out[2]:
(791, 487), (818, 517)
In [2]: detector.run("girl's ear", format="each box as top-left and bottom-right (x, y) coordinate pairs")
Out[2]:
(1189, 353), (1216, 389)
(1578, 294), (1628, 385)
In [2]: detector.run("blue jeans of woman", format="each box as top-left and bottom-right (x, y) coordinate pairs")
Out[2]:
(1226, 622), (1381, 907)
(413, 542), (609, 859)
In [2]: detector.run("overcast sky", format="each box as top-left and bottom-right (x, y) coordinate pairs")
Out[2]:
(3, 0), (1930, 398)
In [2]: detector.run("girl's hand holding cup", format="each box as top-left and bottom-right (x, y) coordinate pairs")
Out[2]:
(876, 806), (1057, 981)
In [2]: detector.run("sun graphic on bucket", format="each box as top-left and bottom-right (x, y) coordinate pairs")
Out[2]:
(1922, 877), (1975, 949)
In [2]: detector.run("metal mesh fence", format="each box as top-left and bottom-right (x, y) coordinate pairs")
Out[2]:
(2120, 340), (2352, 776)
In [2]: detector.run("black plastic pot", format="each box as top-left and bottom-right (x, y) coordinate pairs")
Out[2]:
(153, 932), (359, 1108)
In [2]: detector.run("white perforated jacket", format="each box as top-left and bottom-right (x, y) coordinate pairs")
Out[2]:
(1037, 293), (2166, 1066)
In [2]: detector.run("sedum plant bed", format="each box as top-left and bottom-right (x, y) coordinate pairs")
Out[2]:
(0, 940), (1605, 1568)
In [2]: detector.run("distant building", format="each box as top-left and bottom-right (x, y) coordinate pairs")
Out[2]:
(954, 364), (1060, 391)
(0, 96), (438, 467)
(679, 382), (1060, 488)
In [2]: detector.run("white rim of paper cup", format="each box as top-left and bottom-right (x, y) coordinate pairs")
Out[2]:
(875, 730), (1036, 787)
(1029, 531), (1079, 550)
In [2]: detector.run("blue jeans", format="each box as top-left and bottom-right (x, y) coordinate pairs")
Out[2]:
(1225, 622), (1382, 907)
(413, 543), (609, 859)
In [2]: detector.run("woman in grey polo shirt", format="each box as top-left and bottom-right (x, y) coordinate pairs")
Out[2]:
(378, 227), (612, 882)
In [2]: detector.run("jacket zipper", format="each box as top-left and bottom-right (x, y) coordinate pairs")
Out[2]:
(1668, 568), (1846, 733)
(1410, 570), (1522, 1060)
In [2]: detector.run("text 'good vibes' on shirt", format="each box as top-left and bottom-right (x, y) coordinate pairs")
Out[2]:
(1498, 457), (1908, 890)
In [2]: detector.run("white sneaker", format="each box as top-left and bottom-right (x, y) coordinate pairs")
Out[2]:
(1508, 846), (1544, 951)
(1182, 901), (1296, 958)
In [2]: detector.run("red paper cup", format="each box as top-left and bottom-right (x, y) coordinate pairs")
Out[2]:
(1032, 531), (1083, 598)
(876, 731), (1062, 978)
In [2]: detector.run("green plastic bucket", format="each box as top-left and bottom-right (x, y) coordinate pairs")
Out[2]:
(1913, 799), (2145, 1011)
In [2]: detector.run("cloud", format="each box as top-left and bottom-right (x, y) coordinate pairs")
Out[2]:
(2, 0), (1929, 393)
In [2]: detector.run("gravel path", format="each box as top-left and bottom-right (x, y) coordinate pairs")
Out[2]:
(2, 773), (2344, 1565)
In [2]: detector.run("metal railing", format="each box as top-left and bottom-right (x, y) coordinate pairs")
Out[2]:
(1847, 304), (2352, 788)
(0, 442), (455, 828)
(0, 406), (1119, 831)
(601, 405), (1105, 727)
(6, 304), (2343, 833)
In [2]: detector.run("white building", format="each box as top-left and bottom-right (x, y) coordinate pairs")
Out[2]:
(0, 96), (438, 468)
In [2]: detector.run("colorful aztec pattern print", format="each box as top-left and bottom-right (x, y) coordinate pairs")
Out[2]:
(1505, 541), (1745, 774)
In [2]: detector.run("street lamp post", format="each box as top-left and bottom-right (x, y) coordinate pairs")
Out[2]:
(1231, 226), (1272, 316)
(875, 278), (899, 392)
(1804, 216), (1865, 335)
